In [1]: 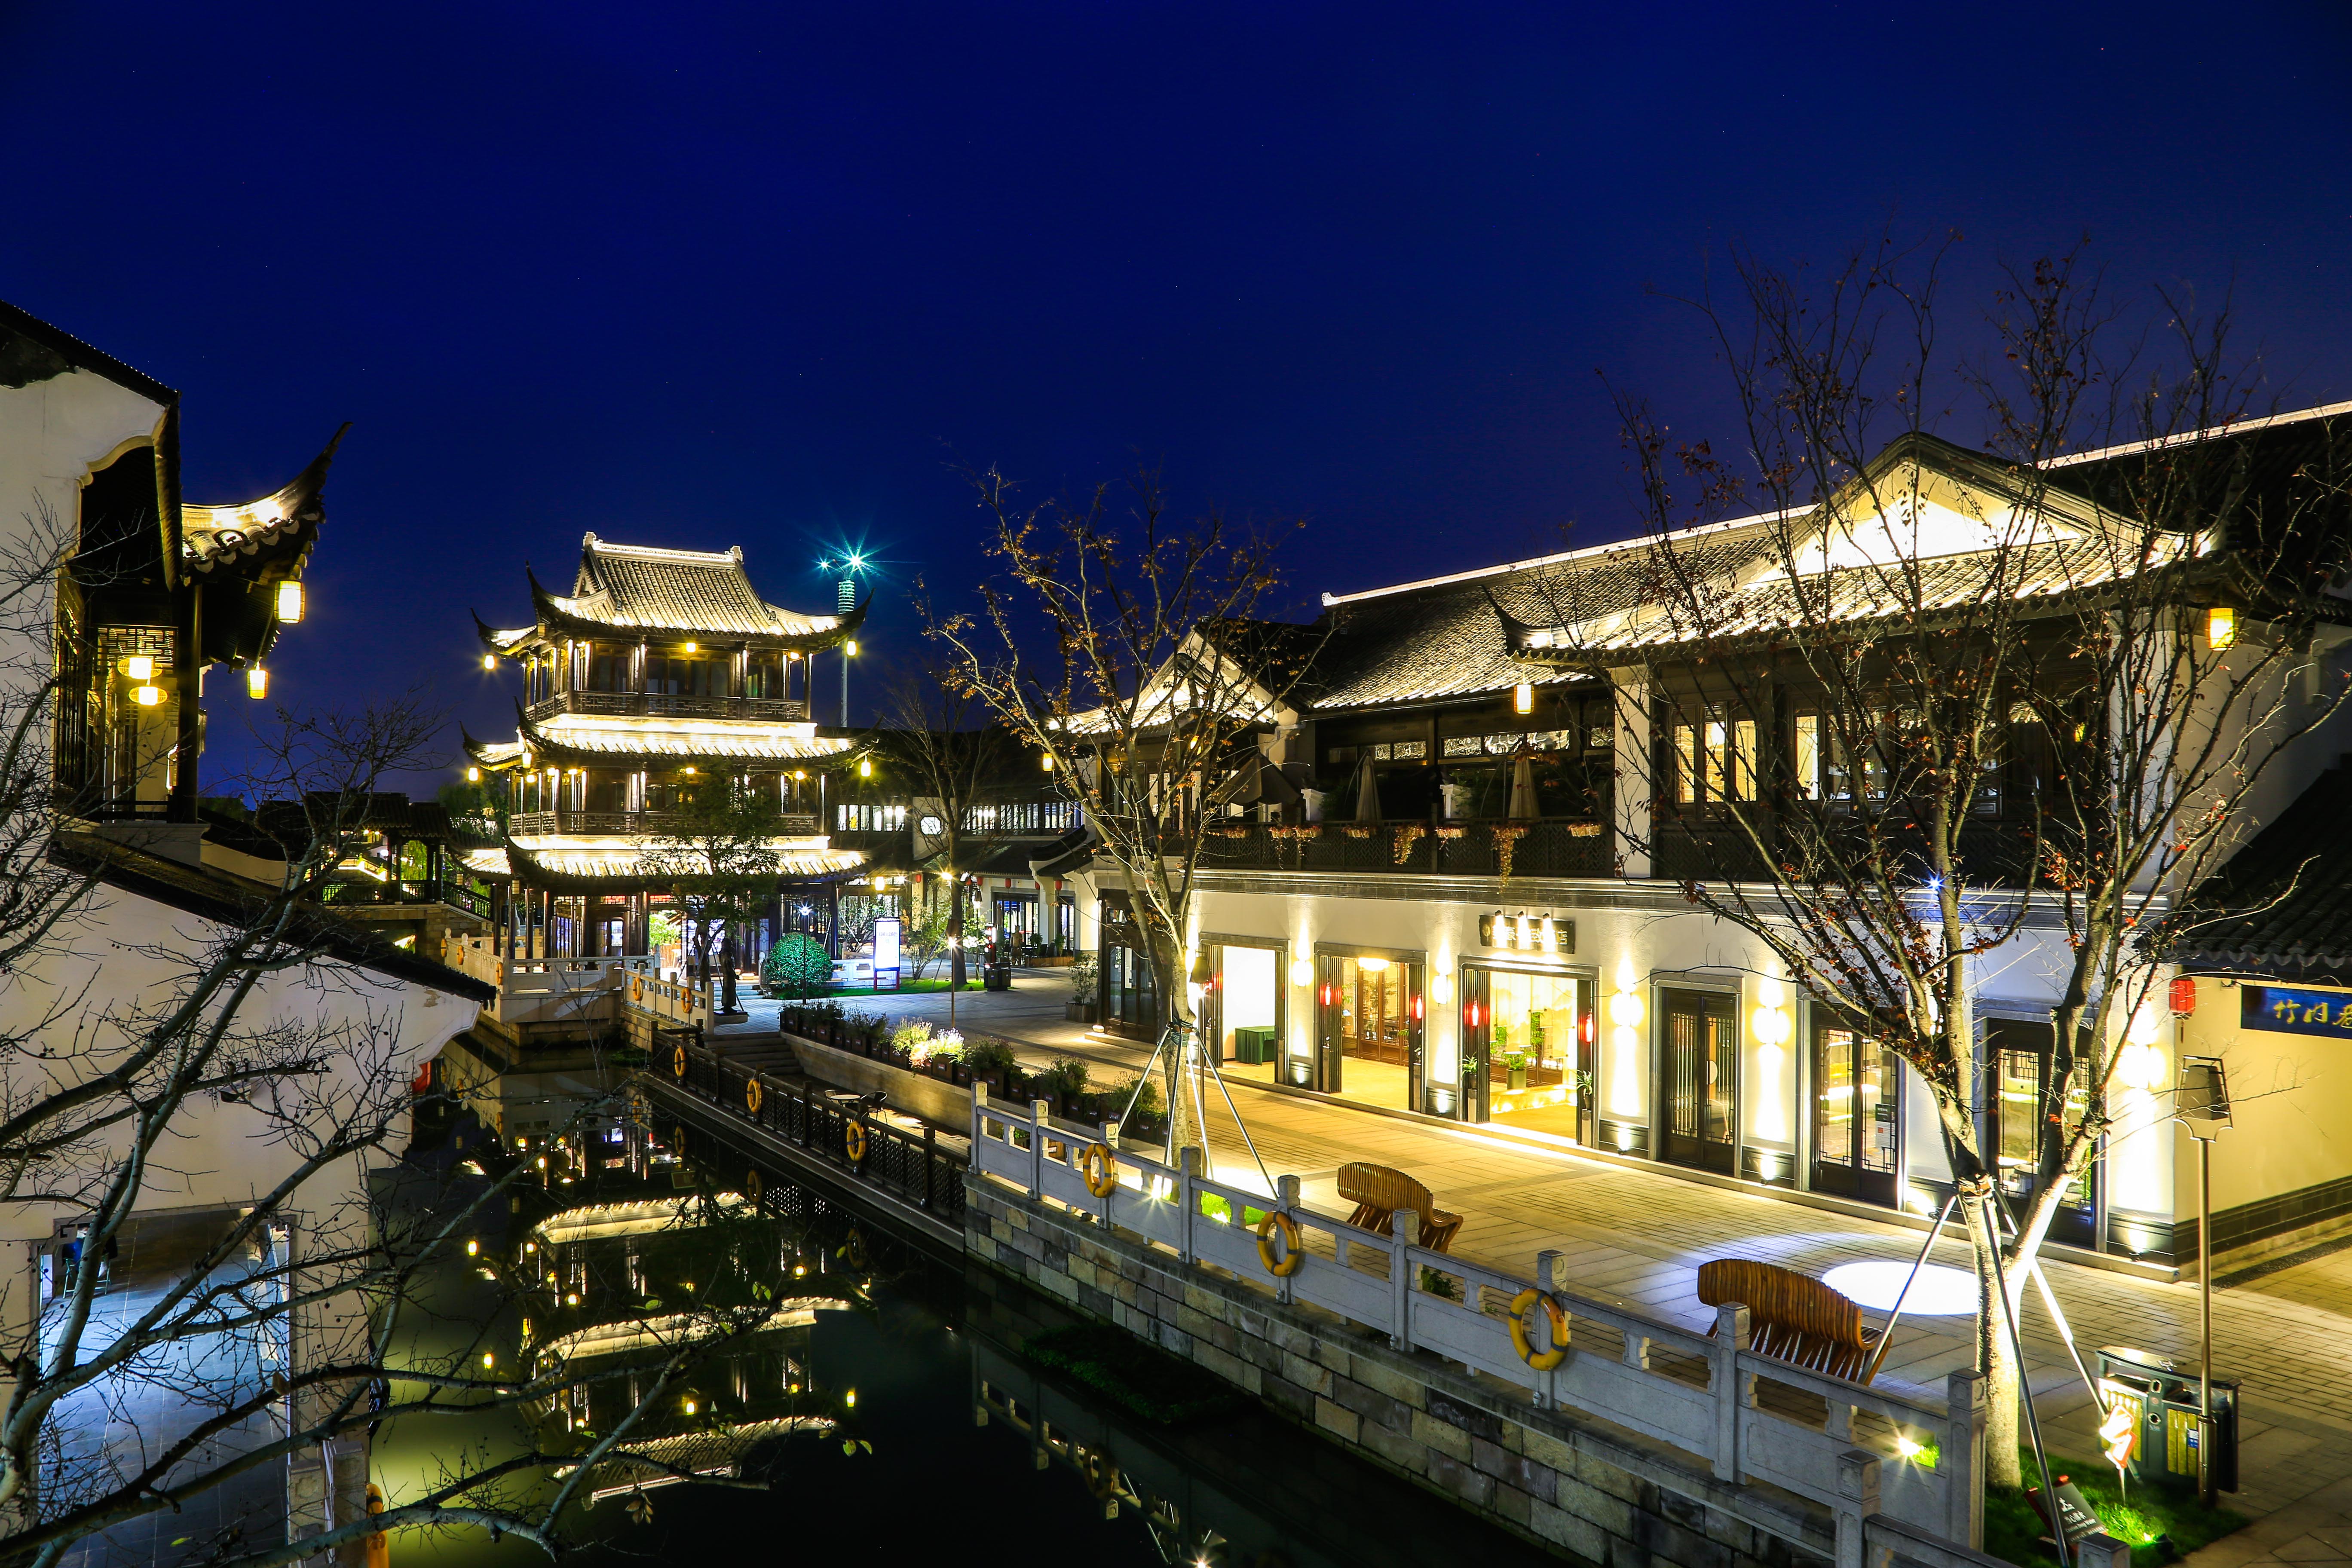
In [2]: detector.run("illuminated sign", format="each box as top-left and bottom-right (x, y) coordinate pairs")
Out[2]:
(2241, 983), (2352, 1038)
(873, 917), (901, 980)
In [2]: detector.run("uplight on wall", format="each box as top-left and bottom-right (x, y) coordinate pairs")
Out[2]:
(246, 667), (268, 699)
(1289, 957), (1314, 988)
(1513, 682), (1534, 715)
(2206, 605), (2236, 651)
(1609, 957), (1646, 1115)
(1430, 971), (1455, 1005)
(275, 579), (304, 624)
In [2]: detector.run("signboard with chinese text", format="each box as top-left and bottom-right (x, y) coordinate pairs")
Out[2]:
(2240, 983), (2352, 1039)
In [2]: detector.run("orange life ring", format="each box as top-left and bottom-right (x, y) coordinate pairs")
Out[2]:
(844, 1121), (867, 1164)
(745, 1077), (764, 1114)
(744, 1167), (763, 1206)
(632, 976), (644, 1002)
(670, 1044), (688, 1078)
(1256, 1211), (1302, 1277)
(1507, 1288), (1570, 1369)
(1080, 1142), (1118, 1198)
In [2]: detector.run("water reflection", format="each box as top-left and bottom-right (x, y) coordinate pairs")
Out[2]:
(382, 1122), (1560, 1568)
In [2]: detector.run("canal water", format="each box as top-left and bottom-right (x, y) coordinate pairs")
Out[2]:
(376, 1115), (1565, 1568)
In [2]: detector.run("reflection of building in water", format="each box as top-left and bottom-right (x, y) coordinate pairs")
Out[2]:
(519, 1188), (859, 1488)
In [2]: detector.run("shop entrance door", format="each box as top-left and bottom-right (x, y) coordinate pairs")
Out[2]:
(1660, 988), (1737, 1174)
(1986, 1020), (2097, 1249)
(1314, 952), (1422, 1109)
(1811, 1017), (1898, 1206)
(1465, 968), (1592, 1139)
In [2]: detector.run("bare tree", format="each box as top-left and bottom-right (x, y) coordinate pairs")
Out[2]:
(0, 535), (799, 1563)
(927, 469), (1320, 1161)
(639, 780), (790, 1014)
(1519, 237), (2352, 1481)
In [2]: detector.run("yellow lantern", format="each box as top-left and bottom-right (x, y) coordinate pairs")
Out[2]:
(2206, 605), (2236, 651)
(1513, 682), (1534, 715)
(123, 654), (154, 680)
(275, 579), (304, 624)
(132, 684), (162, 707)
(246, 667), (268, 699)
(482, 653), (498, 671)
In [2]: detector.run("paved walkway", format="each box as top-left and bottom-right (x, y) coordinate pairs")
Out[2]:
(727, 971), (2352, 1563)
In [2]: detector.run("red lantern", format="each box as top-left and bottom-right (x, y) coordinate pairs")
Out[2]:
(2169, 975), (2197, 1017)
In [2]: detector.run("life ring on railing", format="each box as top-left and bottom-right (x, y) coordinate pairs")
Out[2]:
(844, 1121), (867, 1165)
(1081, 1447), (1120, 1502)
(632, 976), (644, 1002)
(1079, 1142), (1118, 1198)
(1507, 1288), (1570, 1369)
(745, 1078), (764, 1115)
(744, 1167), (763, 1207)
(1256, 1211), (1303, 1277)
(670, 1044), (688, 1078)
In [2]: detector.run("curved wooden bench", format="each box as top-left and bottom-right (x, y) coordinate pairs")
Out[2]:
(1697, 1258), (1880, 1383)
(1337, 1161), (1463, 1254)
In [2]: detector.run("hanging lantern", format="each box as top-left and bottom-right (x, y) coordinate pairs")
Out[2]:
(246, 667), (268, 699)
(482, 653), (498, 671)
(275, 579), (304, 624)
(1513, 682), (1534, 715)
(2205, 606), (2236, 650)
(466, 766), (481, 783)
(2169, 975), (2198, 1017)
(132, 683), (162, 707)
(858, 757), (872, 778)
(122, 654), (153, 680)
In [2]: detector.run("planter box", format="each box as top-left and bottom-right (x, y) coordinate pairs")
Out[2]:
(1065, 1002), (1099, 1023)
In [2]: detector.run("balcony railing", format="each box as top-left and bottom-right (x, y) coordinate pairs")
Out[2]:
(1194, 818), (1612, 879)
(523, 691), (809, 723)
(507, 808), (821, 838)
(324, 878), (491, 919)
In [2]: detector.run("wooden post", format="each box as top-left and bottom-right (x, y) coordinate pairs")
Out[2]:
(1836, 1449), (1881, 1568)
(1390, 1208), (1421, 1352)
(1710, 1301), (1751, 1482)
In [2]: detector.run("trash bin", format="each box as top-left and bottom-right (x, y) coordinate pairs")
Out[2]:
(2096, 1345), (2238, 1493)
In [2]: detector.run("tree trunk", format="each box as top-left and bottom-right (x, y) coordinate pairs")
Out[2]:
(1965, 1194), (2027, 1488)
(720, 923), (738, 1014)
(948, 863), (965, 1026)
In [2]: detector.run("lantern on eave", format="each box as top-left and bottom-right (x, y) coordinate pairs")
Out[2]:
(2169, 975), (2197, 1017)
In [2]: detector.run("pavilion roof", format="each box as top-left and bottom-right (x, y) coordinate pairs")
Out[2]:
(483, 535), (865, 651)
(502, 836), (866, 891)
(478, 710), (856, 766)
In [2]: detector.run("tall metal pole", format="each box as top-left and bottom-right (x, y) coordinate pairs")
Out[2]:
(2199, 1130), (2216, 1507)
(1984, 1193), (2070, 1568)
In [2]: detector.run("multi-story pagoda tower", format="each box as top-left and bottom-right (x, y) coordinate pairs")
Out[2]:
(466, 534), (869, 966)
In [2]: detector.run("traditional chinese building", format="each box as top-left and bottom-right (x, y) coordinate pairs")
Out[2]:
(465, 535), (870, 972)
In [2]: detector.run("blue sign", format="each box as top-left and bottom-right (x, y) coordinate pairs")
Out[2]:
(2242, 983), (2352, 1038)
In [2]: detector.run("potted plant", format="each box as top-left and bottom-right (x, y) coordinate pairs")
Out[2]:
(1066, 954), (1099, 1024)
(1504, 1050), (1529, 1092)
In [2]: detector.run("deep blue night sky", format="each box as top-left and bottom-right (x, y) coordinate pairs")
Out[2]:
(2, 3), (2349, 794)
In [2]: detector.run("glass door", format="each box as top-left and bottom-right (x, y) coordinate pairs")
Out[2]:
(1466, 967), (1592, 1139)
(1315, 952), (1423, 1109)
(1811, 1017), (1898, 1206)
(1660, 989), (1738, 1173)
(1986, 1020), (2096, 1248)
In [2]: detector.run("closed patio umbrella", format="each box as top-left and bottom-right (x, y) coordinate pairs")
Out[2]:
(1507, 748), (1539, 820)
(1353, 750), (1384, 825)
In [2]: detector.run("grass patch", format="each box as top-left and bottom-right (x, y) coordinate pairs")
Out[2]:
(1984, 1449), (2245, 1568)
(1197, 1193), (1269, 1227)
(1022, 1323), (1248, 1425)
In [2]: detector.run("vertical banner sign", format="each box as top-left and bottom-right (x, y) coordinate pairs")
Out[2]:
(873, 917), (901, 989)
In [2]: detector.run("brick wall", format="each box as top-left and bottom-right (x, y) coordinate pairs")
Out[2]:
(965, 1175), (1833, 1568)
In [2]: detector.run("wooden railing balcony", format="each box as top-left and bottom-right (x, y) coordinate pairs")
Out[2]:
(523, 691), (810, 723)
(507, 808), (822, 838)
(1194, 818), (1612, 879)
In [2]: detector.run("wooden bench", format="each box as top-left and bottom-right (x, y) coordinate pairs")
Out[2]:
(1337, 1161), (1464, 1253)
(1696, 1259), (1880, 1383)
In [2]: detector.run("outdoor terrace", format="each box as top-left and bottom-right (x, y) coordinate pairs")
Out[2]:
(1193, 817), (1612, 879)
(507, 808), (823, 837)
(524, 691), (810, 723)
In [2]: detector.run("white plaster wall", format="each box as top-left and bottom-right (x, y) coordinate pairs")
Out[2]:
(2174, 976), (2352, 1219)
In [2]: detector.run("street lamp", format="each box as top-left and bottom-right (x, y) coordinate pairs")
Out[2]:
(2177, 1053), (2233, 1507)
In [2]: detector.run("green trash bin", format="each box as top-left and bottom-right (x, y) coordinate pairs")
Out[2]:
(1231, 1026), (1277, 1065)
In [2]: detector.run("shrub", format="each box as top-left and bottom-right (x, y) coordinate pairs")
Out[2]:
(1106, 1073), (1162, 1125)
(1032, 1057), (1091, 1101)
(959, 1038), (1019, 1078)
(1069, 954), (1100, 1004)
(890, 1020), (933, 1054)
(761, 934), (833, 998)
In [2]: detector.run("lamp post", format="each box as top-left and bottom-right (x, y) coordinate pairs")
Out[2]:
(2177, 1052), (2233, 1507)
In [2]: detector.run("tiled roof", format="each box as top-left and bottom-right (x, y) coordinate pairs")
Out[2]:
(182, 426), (346, 578)
(529, 535), (853, 641)
(2166, 757), (2352, 980)
(504, 839), (865, 890)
